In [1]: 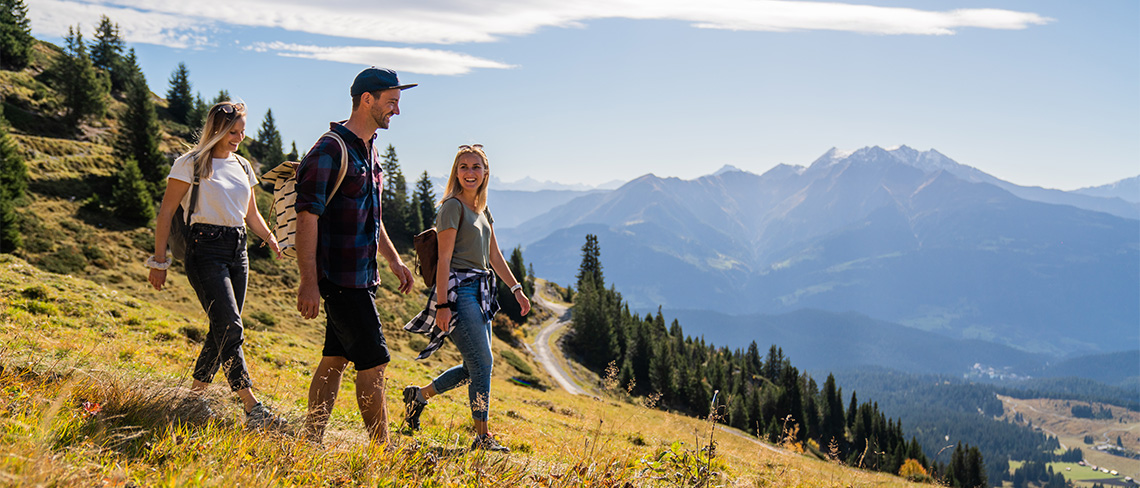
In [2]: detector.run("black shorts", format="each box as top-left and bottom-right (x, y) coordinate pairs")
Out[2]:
(318, 278), (391, 371)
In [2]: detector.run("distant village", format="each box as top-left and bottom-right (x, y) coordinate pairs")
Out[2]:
(965, 363), (1031, 381)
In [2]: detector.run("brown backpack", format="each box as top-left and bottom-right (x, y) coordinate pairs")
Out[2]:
(412, 198), (462, 288)
(412, 227), (440, 288)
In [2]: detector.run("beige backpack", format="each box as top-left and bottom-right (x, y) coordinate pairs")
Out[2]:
(263, 131), (348, 259)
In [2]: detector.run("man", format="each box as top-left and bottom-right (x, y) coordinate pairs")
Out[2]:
(295, 66), (417, 444)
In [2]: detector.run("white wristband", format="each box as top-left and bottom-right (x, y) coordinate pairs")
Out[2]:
(510, 283), (523, 293)
(146, 255), (171, 270)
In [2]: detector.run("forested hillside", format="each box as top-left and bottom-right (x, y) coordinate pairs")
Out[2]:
(564, 234), (997, 487)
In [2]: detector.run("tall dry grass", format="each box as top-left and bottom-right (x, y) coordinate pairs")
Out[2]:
(0, 254), (933, 487)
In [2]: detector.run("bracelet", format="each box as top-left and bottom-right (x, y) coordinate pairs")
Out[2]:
(436, 301), (455, 310)
(510, 283), (523, 293)
(146, 255), (171, 270)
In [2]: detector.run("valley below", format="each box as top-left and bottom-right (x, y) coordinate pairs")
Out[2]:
(999, 395), (1140, 484)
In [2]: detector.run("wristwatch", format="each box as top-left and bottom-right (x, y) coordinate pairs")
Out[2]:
(510, 283), (523, 293)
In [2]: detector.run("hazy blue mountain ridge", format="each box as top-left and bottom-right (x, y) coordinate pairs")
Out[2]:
(1073, 175), (1140, 204)
(506, 146), (1139, 357)
(486, 189), (603, 229)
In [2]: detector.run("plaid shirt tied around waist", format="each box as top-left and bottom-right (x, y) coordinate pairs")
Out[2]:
(404, 269), (500, 359)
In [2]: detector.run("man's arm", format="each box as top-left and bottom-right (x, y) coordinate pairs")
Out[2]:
(297, 210), (321, 319)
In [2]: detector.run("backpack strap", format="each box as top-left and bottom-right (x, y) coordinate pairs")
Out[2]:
(235, 154), (255, 180)
(322, 130), (350, 205)
(184, 158), (202, 225)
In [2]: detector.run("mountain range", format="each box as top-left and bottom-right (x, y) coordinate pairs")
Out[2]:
(497, 146), (1139, 359)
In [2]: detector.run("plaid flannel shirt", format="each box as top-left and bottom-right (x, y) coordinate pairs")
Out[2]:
(295, 122), (384, 288)
(404, 269), (500, 359)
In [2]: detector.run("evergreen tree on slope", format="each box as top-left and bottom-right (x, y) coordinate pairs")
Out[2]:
(52, 25), (109, 124)
(255, 108), (285, 173)
(0, 108), (27, 251)
(89, 15), (129, 91)
(115, 69), (167, 194)
(166, 62), (193, 125)
(0, 0), (34, 70)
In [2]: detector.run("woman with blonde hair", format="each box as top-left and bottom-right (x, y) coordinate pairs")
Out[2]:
(404, 144), (530, 452)
(147, 101), (285, 429)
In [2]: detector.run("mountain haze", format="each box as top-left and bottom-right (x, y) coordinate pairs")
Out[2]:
(1073, 175), (1140, 204)
(505, 146), (1139, 357)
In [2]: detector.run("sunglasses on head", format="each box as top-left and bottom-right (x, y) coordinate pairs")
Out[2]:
(218, 102), (245, 116)
(458, 144), (483, 150)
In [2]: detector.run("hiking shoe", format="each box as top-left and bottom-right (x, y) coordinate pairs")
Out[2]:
(402, 386), (427, 431)
(246, 403), (287, 431)
(471, 433), (510, 452)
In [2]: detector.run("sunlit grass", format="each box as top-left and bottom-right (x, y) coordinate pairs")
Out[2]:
(0, 254), (931, 486)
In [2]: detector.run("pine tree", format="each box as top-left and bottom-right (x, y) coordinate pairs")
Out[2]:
(821, 374), (847, 453)
(115, 71), (167, 193)
(729, 391), (750, 430)
(414, 170), (436, 229)
(847, 390), (858, 430)
(255, 108), (285, 173)
(166, 62), (193, 125)
(379, 144), (412, 248)
(648, 338), (676, 402)
(286, 141), (299, 161)
(211, 90), (230, 105)
(763, 345), (785, 381)
(803, 375), (821, 442)
(0, 0), (34, 70)
(52, 25), (109, 123)
(111, 158), (156, 224)
(497, 246), (534, 324)
(408, 191), (424, 236)
(121, 47), (140, 80)
(0, 109), (27, 251)
(568, 279), (619, 367)
(89, 15), (129, 91)
(188, 92), (208, 128)
(576, 233), (603, 290)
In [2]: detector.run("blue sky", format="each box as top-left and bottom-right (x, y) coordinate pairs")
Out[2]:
(26, 0), (1139, 191)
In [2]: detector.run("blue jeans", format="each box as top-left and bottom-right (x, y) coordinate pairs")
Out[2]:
(184, 224), (252, 392)
(431, 280), (494, 422)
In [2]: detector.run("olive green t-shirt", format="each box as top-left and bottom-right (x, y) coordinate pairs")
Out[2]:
(437, 198), (494, 271)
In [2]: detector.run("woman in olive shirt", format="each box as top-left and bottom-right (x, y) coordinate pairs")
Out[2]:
(402, 144), (530, 452)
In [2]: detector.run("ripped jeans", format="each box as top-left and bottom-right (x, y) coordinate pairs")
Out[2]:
(184, 224), (252, 392)
(430, 280), (494, 422)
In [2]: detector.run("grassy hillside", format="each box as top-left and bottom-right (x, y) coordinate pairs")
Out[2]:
(0, 254), (934, 486)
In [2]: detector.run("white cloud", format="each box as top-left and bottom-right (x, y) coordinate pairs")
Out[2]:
(26, 0), (212, 48)
(25, 0), (1052, 72)
(249, 42), (515, 76)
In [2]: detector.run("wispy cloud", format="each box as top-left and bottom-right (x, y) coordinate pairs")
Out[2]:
(248, 42), (515, 76)
(26, 0), (1053, 72)
(27, 0), (212, 48)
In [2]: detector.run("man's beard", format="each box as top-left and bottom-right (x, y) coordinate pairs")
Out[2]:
(373, 107), (391, 129)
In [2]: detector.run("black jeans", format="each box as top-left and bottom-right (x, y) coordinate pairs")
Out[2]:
(185, 224), (252, 392)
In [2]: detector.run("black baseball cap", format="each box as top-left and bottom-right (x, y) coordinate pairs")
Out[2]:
(350, 67), (417, 97)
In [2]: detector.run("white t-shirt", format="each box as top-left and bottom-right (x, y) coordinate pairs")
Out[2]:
(168, 153), (258, 228)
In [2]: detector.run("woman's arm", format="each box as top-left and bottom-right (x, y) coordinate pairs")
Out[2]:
(244, 191), (282, 259)
(148, 178), (191, 290)
(488, 225), (530, 316)
(435, 227), (457, 331)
